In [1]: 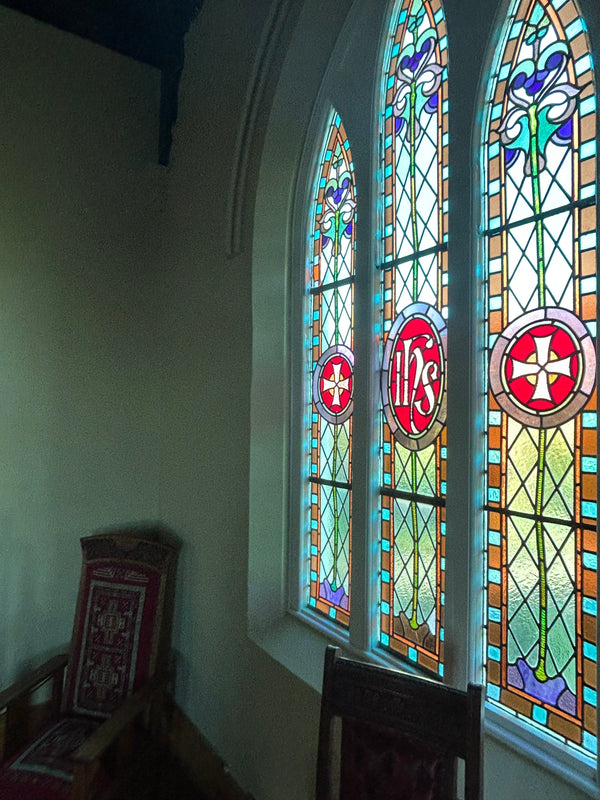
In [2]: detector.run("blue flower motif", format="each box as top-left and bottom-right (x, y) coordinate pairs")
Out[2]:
(319, 175), (356, 244)
(393, 29), (442, 143)
(498, 41), (579, 175)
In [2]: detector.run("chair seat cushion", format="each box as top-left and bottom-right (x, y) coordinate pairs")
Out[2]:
(0, 716), (101, 800)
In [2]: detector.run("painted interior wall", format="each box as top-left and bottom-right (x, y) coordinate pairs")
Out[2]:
(157, 1), (323, 796)
(0, 0), (597, 798)
(163, 1), (598, 799)
(0, 7), (163, 685)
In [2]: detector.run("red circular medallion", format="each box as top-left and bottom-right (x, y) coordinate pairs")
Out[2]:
(381, 303), (447, 450)
(489, 308), (596, 428)
(313, 345), (354, 424)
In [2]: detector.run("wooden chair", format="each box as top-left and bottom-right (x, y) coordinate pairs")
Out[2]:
(0, 526), (179, 800)
(316, 646), (483, 800)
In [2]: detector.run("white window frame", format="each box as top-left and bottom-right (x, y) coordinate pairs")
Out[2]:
(248, 0), (600, 795)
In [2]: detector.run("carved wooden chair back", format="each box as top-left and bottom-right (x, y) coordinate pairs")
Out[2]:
(316, 646), (483, 800)
(0, 527), (179, 800)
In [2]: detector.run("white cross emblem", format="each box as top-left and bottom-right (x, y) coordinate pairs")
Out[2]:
(509, 331), (573, 403)
(489, 309), (595, 429)
(322, 361), (350, 409)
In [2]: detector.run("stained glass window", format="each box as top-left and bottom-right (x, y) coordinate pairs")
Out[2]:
(378, 0), (448, 676)
(482, 0), (597, 759)
(306, 111), (356, 627)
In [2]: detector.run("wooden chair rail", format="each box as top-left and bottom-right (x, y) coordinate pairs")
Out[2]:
(73, 677), (164, 765)
(326, 660), (472, 756)
(0, 653), (68, 711)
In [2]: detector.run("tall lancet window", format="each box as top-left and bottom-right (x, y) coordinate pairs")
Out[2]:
(482, 0), (597, 759)
(306, 112), (356, 627)
(379, 0), (448, 676)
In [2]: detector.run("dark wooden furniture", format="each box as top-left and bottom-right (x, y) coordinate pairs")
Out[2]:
(0, 526), (179, 800)
(316, 646), (484, 800)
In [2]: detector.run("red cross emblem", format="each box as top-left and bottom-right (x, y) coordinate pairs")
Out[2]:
(489, 308), (596, 428)
(313, 344), (354, 424)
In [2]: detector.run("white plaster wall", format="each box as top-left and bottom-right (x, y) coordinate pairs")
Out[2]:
(158, 0), (329, 796)
(163, 0), (599, 798)
(0, 0), (596, 797)
(0, 7), (164, 686)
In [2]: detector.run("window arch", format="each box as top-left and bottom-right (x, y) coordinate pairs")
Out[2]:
(306, 111), (356, 627)
(378, 0), (449, 676)
(249, 0), (599, 793)
(482, 0), (597, 761)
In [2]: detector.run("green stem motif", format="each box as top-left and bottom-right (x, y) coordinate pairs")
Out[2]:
(529, 104), (546, 309)
(410, 81), (419, 301)
(410, 450), (420, 629)
(331, 209), (341, 591)
(408, 78), (421, 630)
(529, 100), (548, 681)
(534, 428), (549, 681)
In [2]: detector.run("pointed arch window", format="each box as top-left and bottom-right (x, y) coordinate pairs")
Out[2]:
(278, 0), (598, 782)
(378, 0), (448, 677)
(305, 112), (356, 627)
(482, 0), (597, 760)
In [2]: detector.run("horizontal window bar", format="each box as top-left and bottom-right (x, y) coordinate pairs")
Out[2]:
(376, 241), (448, 271)
(483, 505), (596, 532)
(310, 477), (352, 490)
(482, 196), (595, 237)
(380, 487), (445, 507)
(310, 275), (354, 295)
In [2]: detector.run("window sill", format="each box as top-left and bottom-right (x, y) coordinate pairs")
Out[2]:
(248, 602), (599, 799)
(485, 703), (598, 798)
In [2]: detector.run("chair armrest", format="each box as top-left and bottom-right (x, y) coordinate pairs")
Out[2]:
(0, 653), (68, 710)
(73, 677), (164, 765)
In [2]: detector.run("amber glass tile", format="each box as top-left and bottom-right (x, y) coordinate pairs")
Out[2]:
(583, 613), (596, 643)
(558, 3), (577, 27)
(419, 653), (437, 674)
(548, 712), (580, 742)
(489, 583), (501, 608)
(488, 621), (501, 647)
(487, 660), (500, 686)
(580, 114), (596, 146)
(581, 293), (595, 321)
(581, 205), (596, 234)
(584, 705), (597, 735)
(581, 158), (595, 186)
(502, 689), (532, 717)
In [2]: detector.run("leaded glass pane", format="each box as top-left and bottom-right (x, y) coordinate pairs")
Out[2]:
(306, 112), (356, 626)
(483, 0), (597, 760)
(379, 0), (448, 677)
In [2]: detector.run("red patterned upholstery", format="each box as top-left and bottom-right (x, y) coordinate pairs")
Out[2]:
(0, 529), (178, 799)
(339, 718), (453, 800)
(62, 535), (174, 718)
(0, 718), (101, 800)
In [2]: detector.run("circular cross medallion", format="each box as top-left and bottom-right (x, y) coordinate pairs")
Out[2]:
(489, 308), (596, 428)
(313, 344), (354, 424)
(381, 302), (447, 450)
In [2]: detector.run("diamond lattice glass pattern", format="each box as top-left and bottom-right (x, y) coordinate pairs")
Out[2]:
(379, 0), (448, 677)
(307, 112), (356, 626)
(483, 0), (597, 761)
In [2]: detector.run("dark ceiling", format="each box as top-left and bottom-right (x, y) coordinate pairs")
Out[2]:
(0, 0), (203, 162)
